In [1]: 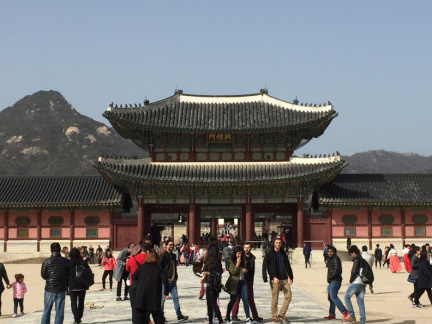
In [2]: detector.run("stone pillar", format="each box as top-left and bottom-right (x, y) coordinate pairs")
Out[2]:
(137, 198), (144, 241)
(70, 209), (75, 250)
(245, 203), (253, 243)
(4, 210), (8, 252)
(367, 208), (373, 250)
(296, 200), (304, 248)
(401, 207), (406, 247)
(37, 209), (42, 252)
(188, 203), (196, 244)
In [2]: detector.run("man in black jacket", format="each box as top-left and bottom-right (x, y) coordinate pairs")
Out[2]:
(41, 242), (69, 324)
(158, 239), (188, 322)
(324, 246), (349, 320)
(231, 243), (263, 322)
(262, 237), (293, 323)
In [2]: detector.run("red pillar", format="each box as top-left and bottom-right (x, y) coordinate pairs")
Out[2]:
(194, 205), (201, 245)
(70, 209), (75, 250)
(4, 210), (8, 252)
(110, 211), (115, 249)
(143, 205), (152, 240)
(245, 203), (253, 242)
(189, 203), (196, 244)
(37, 209), (42, 252)
(137, 198), (144, 241)
(296, 200), (304, 248)
(211, 217), (217, 240)
(401, 207), (406, 247)
(367, 208), (373, 250)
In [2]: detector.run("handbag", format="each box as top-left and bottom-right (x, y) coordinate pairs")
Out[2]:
(407, 274), (417, 284)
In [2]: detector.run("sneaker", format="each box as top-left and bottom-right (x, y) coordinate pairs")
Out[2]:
(253, 316), (263, 322)
(342, 312), (349, 319)
(418, 303), (424, 308)
(116, 297), (123, 301)
(271, 318), (280, 323)
(124, 296), (130, 300)
(245, 318), (254, 324)
(341, 316), (356, 322)
(99, 288), (105, 291)
(21, 312), (25, 316)
(412, 303), (419, 308)
(232, 316), (241, 322)
(323, 316), (336, 320)
(277, 315), (289, 323)
(178, 315), (189, 322)
(225, 318), (233, 324)
(369, 286), (374, 294)
(12, 314), (17, 318)
(199, 294), (204, 300)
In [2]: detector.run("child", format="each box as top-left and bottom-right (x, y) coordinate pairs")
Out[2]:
(8, 273), (27, 317)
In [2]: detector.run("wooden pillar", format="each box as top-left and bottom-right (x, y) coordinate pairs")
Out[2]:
(137, 198), (144, 241)
(188, 203), (197, 244)
(367, 208), (373, 250)
(110, 211), (115, 249)
(401, 207), (406, 246)
(70, 209), (75, 250)
(211, 217), (217, 240)
(195, 206), (201, 245)
(245, 203), (253, 242)
(296, 200), (304, 248)
(143, 205), (152, 241)
(4, 210), (8, 252)
(37, 209), (42, 252)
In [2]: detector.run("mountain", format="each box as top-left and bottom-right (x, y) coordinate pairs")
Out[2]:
(341, 150), (432, 174)
(1, 91), (432, 176)
(0, 90), (145, 176)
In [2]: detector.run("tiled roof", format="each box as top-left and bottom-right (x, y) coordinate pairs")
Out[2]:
(104, 92), (337, 132)
(317, 174), (432, 205)
(0, 176), (123, 208)
(94, 156), (347, 184)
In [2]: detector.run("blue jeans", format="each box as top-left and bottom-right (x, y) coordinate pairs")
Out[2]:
(161, 282), (182, 317)
(227, 280), (250, 319)
(344, 283), (365, 324)
(328, 280), (347, 316)
(41, 291), (66, 324)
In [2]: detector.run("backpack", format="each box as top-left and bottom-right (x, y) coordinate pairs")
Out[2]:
(360, 259), (374, 284)
(76, 262), (95, 288)
(207, 270), (223, 293)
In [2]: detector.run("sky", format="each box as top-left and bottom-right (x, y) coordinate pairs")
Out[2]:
(1, 1), (432, 156)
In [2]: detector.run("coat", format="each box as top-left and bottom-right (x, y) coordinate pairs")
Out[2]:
(262, 249), (294, 283)
(68, 257), (90, 291)
(114, 248), (129, 281)
(41, 253), (70, 293)
(327, 254), (343, 283)
(132, 263), (169, 312)
(417, 259), (432, 289)
(224, 259), (242, 295)
(0, 263), (10, 293)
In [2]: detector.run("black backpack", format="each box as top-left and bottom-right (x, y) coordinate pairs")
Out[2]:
(360, 259), (374, 284)
(75, 262), (95, 288)
(208, 270), (223, 293)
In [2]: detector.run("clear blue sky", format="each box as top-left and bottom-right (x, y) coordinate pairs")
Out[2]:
(1, 1), (431, 156)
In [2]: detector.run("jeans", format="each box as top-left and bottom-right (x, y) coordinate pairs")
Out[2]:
(328, 280), (347, 316)
(224, 258), (229, 271)
(41, 291), (66, 324)
(13, 298), (24, 314)
(161, 282), (182, 317)
(344, 284), (365, 324)
(232, 280), (258, 318)
(227, 280), (250, 319)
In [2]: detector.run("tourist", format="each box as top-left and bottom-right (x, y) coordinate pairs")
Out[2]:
(231, 242), (263, 322)
(411, 248), (432, 307)
(346, 235), (351, 252)
(374, 244), (382, 269)
(96, 245), (103, 264)
(41, 242), (69, 324)
(408, 246), (421, 306)
(403, 244), (411, 272)
(200, 243), (224, 324)
(114, 243), (134, 301)
(382, 246), (390, 269)
(361, 245), (374, 293)
(133, 250), (169, 324)
(0, 260), (10, 316)
(61, 246), (69, 259)
(79, 246), (89, 263)
(88, 245), (95, 264)
(182, 243), (190, 267)
(100, 248), (116, 291)
(262, 236), (294, 323)
(159, 239), (188, 322)
(222, 242), (233, 270)
(8, 273), (27, 318)
(126, 241), (151, 323)
(224, 245), (252, 324)
(323, 246), (349, 320)
(342, 245), (366, 324)
(68, 247), (91, 324)
(388, 244), (402, 273)
(303, 243), (311, 268)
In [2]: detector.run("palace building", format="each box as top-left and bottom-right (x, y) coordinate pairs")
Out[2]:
(1, 90), (431, 257)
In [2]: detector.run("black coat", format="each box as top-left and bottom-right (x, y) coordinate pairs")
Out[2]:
(68, 258), (90, 291)
(417, 259), (432, 289)
(349, 254), (363, 283)
(158, 251), (178, 282)
(0, 263), (10, 293)
(327, 254), (343, 283)
(262, 249), (293, 283)
(41, 253), (70, 293)
(132, 263), (169, 312)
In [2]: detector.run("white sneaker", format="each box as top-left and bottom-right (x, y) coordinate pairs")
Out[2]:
(12, 314), (17, 318)
(246, 319), (255, 324)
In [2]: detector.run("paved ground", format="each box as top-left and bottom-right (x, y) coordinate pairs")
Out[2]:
(1, 251), (430, 323)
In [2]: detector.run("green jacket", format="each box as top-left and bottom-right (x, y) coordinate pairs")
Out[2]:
(224, 259), (242, 294)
